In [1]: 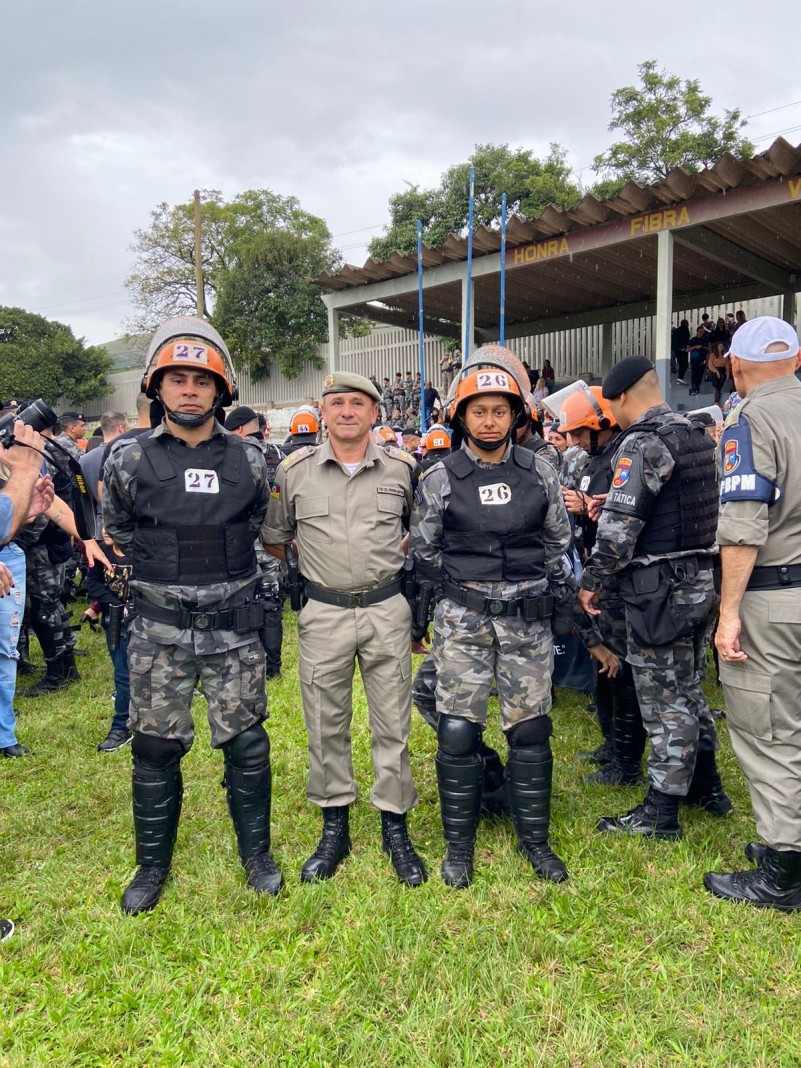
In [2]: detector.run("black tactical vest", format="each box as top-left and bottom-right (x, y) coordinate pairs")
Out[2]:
(132, 432), (258, 584)
(575, 433), (620, 556)
(618, 417), (718, 555)
(441, 447), (548, 582)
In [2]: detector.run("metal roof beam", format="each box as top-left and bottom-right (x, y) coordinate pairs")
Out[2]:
(674, 227), (793, 289)
(496, 281), (777, 341)
(321, 256), (499, 312)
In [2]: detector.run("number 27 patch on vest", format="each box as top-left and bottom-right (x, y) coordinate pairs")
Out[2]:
(185, 469), (220, 493)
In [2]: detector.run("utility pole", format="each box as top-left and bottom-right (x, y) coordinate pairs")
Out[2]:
(193, 189), (204, 317)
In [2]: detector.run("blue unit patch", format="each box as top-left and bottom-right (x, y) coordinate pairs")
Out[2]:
(719, 420), (778, 505)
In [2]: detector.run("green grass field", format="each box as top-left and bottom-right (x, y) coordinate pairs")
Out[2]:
(1, 610), (799, 1068)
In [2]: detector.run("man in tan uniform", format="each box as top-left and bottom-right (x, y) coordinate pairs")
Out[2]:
(262, 372), (426, 887)
(704, 316), (801, 911)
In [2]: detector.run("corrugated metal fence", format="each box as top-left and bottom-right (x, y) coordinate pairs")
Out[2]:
(88, 295), (782, 420)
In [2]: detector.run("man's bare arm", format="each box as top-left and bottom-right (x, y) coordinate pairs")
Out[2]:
(715, 544), (759, 663)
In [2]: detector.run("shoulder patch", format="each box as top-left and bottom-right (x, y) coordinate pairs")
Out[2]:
(719, 418), (778, 505)
(282, 445), (316, 469)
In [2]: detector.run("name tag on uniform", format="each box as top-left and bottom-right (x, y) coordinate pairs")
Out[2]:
(579, 475), (591, 492)
(479, 482), (512, 505)
(185, 469), (220, 493)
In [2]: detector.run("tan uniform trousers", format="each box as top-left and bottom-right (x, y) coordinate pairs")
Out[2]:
(297, 592), (418, 814)
(721, 587), (801, 851)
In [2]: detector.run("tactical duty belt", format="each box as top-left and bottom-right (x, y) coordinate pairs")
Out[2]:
(442, 580), (554, 621)
(304, 575), (403, 609)
(133, 595), (264, 633)
(746, 563), (801, 591)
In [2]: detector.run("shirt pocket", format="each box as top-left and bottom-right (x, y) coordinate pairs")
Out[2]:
(719, 664), (773, 741)
(295, 496), (331, 543)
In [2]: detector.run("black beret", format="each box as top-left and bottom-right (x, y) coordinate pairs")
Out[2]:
(601, 355), (655, 399)
(402, 425), (421, 437)
(224, 405), (259, 431)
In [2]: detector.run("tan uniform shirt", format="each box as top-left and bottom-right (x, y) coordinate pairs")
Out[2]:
(261, 439), (416, 591)
(717, 375), (801, 564)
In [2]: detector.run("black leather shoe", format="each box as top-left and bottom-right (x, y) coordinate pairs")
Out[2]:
(1, 744), (30, 758)
(121, 865), (170, 915)
(683, 785), (733, 816)
(441, 841), (474, 889)
(380, 811), (427, 887)
(301, 806), (351, 882)
(97, 729), (133, 753)
(597, 793), (683, 840)
(704, 848), (801, 911)
(518, 842), (569, 883)
(244, 851), (284, 896)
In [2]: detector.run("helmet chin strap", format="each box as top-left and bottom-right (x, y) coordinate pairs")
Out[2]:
(160, 393), (221, 430)
(463, 427), (511, 453)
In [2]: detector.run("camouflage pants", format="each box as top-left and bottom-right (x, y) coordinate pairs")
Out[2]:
(25, 545), (73, 658)
(625, 571), (718, 796)
(434, 597), (553, 731)
(127, 627), (267, 751)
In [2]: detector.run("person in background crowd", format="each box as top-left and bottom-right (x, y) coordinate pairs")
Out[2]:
(401, 426), (422, 456)
(422, 381), (441, 428)
(283, 406), (321, 456)
(705, 317), (801, 911)
(674, 319), (691, 384)
(732, 309), (747, 334)
(707, 343), (728, 405)
(380, 377), (393, 424)
(540, 359), (555, 383)
(440, 351), (454, 395)
(686, 326), (710, 396)
(546, 423), (569, 455)
(55, 412), (87, 462)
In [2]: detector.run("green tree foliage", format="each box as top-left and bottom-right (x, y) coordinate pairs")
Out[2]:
(125, 190), (343, 379)
(368, 143), (581, 261)
(0, 307), (113, 404)
(592, 60), (754, 188)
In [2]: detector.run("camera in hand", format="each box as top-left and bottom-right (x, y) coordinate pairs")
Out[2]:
(0, 399), (58, 447)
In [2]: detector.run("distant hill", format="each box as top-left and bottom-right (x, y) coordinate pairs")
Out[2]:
(99, 334), (148, 371)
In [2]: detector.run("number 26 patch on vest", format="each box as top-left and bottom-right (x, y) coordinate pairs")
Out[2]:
(479, 482), (512, 505)
(185, 469), (220, 493)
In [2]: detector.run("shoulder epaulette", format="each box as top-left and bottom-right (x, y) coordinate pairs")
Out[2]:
(282, 445), (316, 469)
(385, 445), (416, 468)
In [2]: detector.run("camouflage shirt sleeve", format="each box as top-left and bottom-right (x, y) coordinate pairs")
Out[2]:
(102, 438), (143, 555)
(409, 461), (449, 580)
(580, 430), (674, 592)
(536, 454), (572, 576)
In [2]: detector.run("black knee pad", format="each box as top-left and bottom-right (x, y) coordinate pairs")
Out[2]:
(132, 732), (186, 769)
(506, 715), (552, 752)
(437, 715), (482, 758)
(221, 723), (270, 768)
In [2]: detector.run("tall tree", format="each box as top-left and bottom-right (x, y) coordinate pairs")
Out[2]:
(368, 143), (581, 261)
(125, 189), (343, 379)
(0, 307), (112, 404)
(592, 60), (754, 189)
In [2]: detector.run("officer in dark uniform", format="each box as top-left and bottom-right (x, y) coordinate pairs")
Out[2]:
(411, 345), (572, 888)
(104, 317), (283, 914)
(282, 406), (320, 456)
(545, 382), (646, 786)
(579, 356), (730, 840)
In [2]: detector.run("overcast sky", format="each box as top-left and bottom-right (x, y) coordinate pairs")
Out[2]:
(3, 0), (801, 346)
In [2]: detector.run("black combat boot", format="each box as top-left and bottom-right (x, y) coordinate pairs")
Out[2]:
(121, 760), (183, 915)
(506, 741), (568, 883)
(23, 656), (68, 697)
(683, 750), (733, 816)
(745, 841), (768, 864)
(300, 806), (351, 882)
(584, 669), (646, 787)
(436, 752), (483, 888)
(576, 675), (614, 765)
(224, 736), (284, 897)
(704, 848), (801, 912)
(479, 741), (510, 817)
(380, 811), (427, 887)
(62, 648), (81, 684)
(596, 787), (683, 840)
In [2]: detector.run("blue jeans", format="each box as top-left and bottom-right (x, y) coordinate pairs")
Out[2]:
(0, 544), (26, 748)
(103, 618), (130, 733)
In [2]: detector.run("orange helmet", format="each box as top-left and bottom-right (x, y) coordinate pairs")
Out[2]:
(544, 382), (614, 434)
(449, 367), (526, 424)
(290, 406), (320, 436)
(372, 425), (397, 444)
(422, 424), (452, 452)
(142, 316), (237, 406)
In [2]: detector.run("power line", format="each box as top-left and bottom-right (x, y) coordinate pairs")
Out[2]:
(747, 99), (801, 120)
(30, 289), (127, 313)
(331, 223), (384, 238)
(752, 123), (801, 142)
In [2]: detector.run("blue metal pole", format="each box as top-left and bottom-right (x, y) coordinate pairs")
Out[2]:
(417, 219), (426, 430)
(499, 192), (507, 346)
(464, 164), (475, 358)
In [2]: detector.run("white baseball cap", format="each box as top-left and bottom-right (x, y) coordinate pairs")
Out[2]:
(729, 316), (801, 363)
